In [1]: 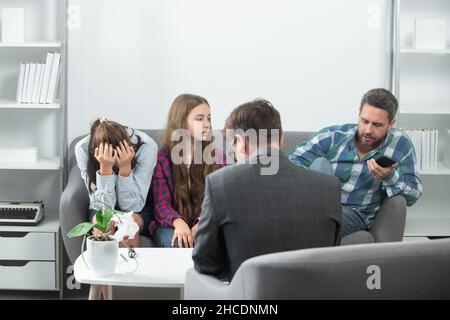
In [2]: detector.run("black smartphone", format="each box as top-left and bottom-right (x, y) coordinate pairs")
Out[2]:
(375, 156), (397, 168)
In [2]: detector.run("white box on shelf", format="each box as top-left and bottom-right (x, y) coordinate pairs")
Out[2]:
(0, 147), (38, 162)
(1, 8), (25, 43)
(414, 19), (447, 50)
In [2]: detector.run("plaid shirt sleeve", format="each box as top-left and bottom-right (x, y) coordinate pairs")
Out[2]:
(288, 128), (333, 168)
(382, 135), (423, 206)
(151, 151), (185, 227)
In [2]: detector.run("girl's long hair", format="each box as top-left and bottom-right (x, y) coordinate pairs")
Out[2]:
(160, 94), (216, 224)
(87, 119), (142, 193)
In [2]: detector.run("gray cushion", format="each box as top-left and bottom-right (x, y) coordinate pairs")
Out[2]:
(185, 238), (450, 300)
(67, 130), (310, 171)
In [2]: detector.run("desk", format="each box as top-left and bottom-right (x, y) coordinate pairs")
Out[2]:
(74, 247), (193, 300)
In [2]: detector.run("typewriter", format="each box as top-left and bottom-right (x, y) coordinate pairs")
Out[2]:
(0, 201), (45, 226)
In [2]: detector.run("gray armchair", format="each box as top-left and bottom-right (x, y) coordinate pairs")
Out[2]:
(370, 195), (406, 242)
(340, 195), (406, 245)
(185, 238), (450, 299)
(60, 165), (90, 264)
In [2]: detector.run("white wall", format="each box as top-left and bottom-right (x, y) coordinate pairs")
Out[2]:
(67, 0), (391, 143)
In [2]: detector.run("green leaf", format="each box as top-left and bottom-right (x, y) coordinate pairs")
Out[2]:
(67, 222), (94, 238)
(94, 209), (115, 234)
(95, 209), (104, 226)
(103, 209), (115, 224)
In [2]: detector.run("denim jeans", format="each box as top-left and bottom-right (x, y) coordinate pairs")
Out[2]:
(151, 226), (179, 248)
(341, 206), (370, 236)
(310, 158), (370, 237)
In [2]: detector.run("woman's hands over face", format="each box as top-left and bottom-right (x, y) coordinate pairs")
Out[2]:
(115, 140), (135, 176)
(95, 142), (116, 175)
(95, 140), (135, 176)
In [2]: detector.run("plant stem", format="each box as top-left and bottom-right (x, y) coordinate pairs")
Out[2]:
(81, 234), (89, 270)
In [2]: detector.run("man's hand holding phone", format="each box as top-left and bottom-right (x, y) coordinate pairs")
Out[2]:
(368, 157), (398, 180)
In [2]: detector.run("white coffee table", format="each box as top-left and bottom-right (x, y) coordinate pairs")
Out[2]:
(74, 247), (194, 300)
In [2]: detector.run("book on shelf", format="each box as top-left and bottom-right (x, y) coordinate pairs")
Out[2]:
(428, 129), (434, 171)
(25, 63), (36, 103)
(421, 129), (429, 171)
(413, 129), (422, 170)
(39, 52), (55, 104)
(21, 63), (30, 103)
(429, 129), (438, 171)
(445, 130), (450, 170)
(36, 63), (45, 104)
(402, 128), (439, 172)
(404, 128), (421, 170)
(46, 52), (61, 103)
(15, 52), (61, 104)
(15, 63), (25, 103)
(31, 63), (43, 103)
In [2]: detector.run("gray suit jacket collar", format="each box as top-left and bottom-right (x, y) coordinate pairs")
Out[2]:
(248, 147), (288, 175)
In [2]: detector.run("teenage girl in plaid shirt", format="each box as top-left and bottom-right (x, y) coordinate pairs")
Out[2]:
(149, 94), (226, 248)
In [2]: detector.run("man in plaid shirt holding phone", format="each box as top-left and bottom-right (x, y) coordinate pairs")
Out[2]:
(289, 88), (422, 236)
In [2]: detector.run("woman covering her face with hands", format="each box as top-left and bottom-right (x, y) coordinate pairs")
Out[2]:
(75, 118), (158, 248)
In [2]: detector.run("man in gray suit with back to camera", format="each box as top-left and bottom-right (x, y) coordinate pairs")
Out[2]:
(192, 99), (342, 282)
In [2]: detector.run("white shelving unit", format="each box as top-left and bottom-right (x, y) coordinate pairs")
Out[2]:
(0, 215), (61, 291)
(401, 101), (450, 115)
(400, 48), (450, 54)
(0, 157), (60, 170)
(420, 162), (450, 176)
(405, 215), (450, 237)
(400, 106), (450, 115)
(393, 0), (450, 237)
(0, 41), (62, 48)
(0, 98), (61, 109)
(0, 0), (65, 295)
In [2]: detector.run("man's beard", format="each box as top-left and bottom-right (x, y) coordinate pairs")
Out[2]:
(356, 131), (384, 150)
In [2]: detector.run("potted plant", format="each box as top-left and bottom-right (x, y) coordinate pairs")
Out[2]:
(67, 201), (139, 277)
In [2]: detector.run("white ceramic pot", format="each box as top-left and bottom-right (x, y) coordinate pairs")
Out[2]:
(86, 237), (119, 277)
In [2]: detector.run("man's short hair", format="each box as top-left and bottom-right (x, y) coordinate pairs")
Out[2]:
(224, 99), (283, 145)
(360, 88), (398, 122)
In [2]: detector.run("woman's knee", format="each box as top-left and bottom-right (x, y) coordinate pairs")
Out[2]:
(152, 227), (176, 248)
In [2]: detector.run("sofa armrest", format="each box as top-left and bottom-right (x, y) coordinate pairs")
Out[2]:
(341, 231), (375, 245)
(370, 195), (406, 242)
(60, 166), (90, 264)
(184, 268), (233, 300)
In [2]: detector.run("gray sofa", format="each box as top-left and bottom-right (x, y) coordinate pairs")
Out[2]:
(60, 130), (406, 264)
(185, 238), (450, 299)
